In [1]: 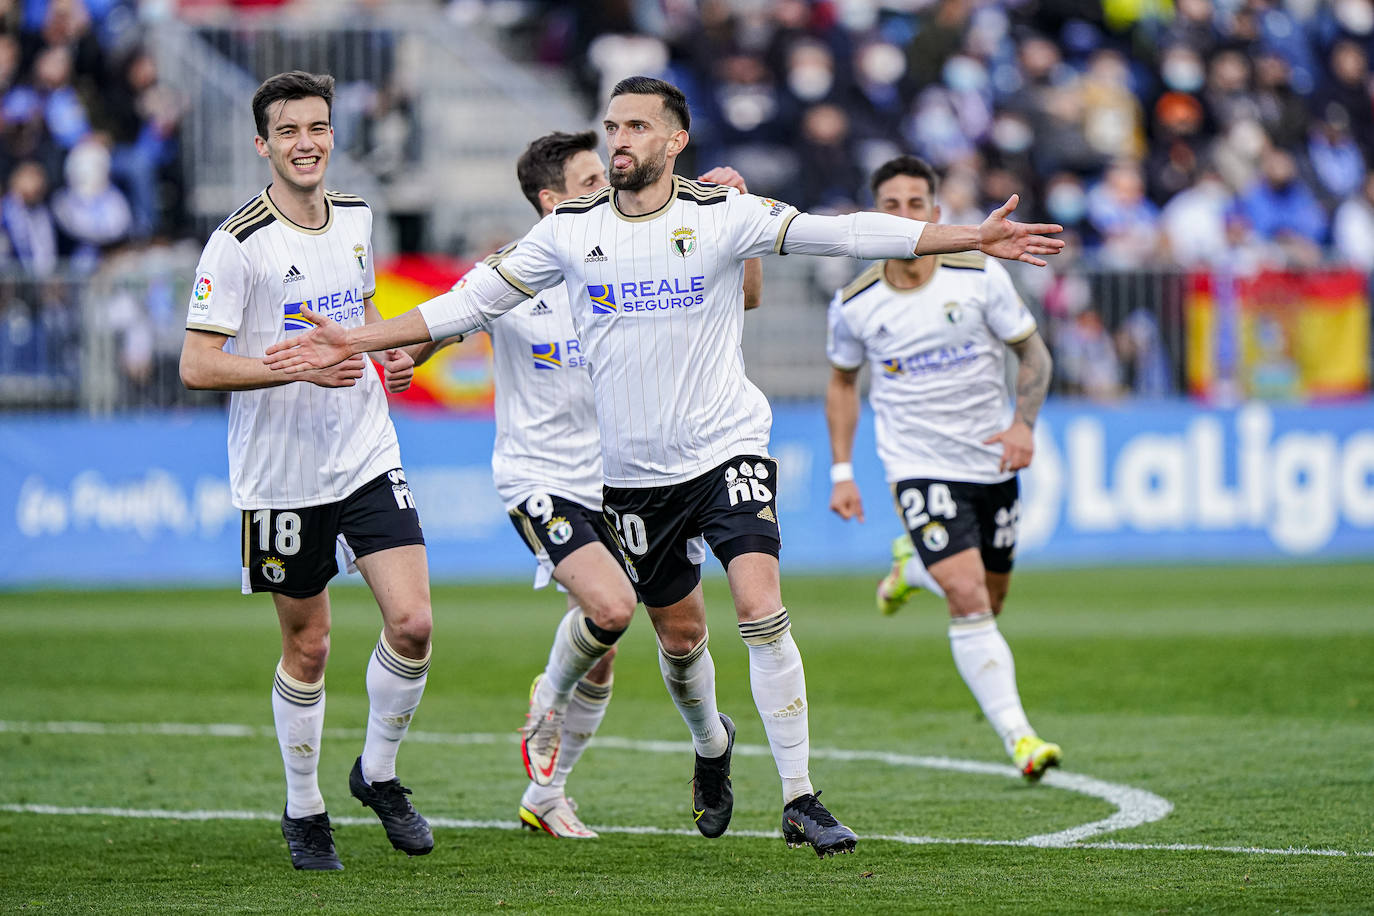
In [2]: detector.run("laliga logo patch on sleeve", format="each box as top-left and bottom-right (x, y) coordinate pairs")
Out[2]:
(191, 273), (214, 312)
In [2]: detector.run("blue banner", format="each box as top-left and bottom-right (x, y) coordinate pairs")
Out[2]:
(2, 401), (1372, 588)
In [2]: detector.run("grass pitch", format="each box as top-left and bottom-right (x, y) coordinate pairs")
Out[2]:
(1, 564), (1371, 913)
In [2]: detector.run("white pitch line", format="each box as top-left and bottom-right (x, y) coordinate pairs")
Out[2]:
(2, 804), (1368, 859)
(4, 720), (1365, 858)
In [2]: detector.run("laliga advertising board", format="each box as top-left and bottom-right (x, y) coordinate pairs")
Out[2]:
(0, 401), (1372, 587)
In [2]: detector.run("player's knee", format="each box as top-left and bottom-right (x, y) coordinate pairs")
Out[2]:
(943, 578), (991, 617)
(385, 611), (432, 657)
(285, 632), (330, 681)
(584, 587), (636, 632)
(656, 624), (706, 658)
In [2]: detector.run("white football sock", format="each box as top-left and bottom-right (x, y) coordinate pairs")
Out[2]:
(905, 556), (947, 598)
(739, 608), (814, 803)
(535, 607), (614, 708)
(949, 613), (1034, 756)
(659, 632), (728, 758)
(360, 633), (429, 784)
(272, 662), (326, 818)
(551, 676), (612, 790)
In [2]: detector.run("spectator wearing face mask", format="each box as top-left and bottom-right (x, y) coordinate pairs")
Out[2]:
(2, 160), (57, 277)
(1159, 167), (1235, 267)
(1332, 171), (1374, 272)
(1237, 146), (1327, 265)
(50, 135), (131, 270)
(1307, 102), (1366, 207)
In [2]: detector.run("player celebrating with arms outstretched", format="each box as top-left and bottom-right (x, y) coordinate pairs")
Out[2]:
(826, 156), (1062, 781)
(180, 71), (435, 870)
(264, 77), (1064, 857)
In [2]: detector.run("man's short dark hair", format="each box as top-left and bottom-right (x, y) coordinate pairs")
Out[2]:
(609, 75), (690, 131)
(870, 155), (940, 200)
(516, 130), (599, 215)
(252, 71), (335, 139)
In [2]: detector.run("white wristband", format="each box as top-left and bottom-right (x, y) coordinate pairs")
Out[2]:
(829, 462), (854, 484)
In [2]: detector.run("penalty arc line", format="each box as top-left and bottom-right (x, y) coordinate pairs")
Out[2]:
(2, 720), (1367, 858)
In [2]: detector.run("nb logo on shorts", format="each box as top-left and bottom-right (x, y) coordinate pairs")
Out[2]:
(586, 284), (618, 314)
(388, 469), (415, 510)
(725, 461), (773, 507)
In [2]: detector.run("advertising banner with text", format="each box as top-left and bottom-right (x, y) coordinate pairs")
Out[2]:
(2, 401), (1371, 589)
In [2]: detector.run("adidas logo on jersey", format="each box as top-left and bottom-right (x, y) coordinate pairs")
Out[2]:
(530, 300), (552, 316)
(757, 505), (776, 523)
(585, 245), (608, 262)
(283, 265), (304, 283)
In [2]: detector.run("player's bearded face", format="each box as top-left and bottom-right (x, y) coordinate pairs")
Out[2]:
(609, 140), (668, 191)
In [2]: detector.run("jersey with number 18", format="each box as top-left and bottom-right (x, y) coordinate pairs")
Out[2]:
(186, 189), (401, 509)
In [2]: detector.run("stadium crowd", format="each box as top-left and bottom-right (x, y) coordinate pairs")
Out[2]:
(6, 0), (1374, 405)
(496, 0), (1374, 274)
(0, 0), (188, 395)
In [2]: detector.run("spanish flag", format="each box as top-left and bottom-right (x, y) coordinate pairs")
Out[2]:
(1187, 270), (1369, 401)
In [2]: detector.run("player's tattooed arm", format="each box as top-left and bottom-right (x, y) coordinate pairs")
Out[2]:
(985, 330), (1052, 472)
(1009, 331), (1053, 430)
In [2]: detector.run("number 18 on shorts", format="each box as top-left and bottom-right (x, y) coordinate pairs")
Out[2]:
(892, 477), (1020, 574)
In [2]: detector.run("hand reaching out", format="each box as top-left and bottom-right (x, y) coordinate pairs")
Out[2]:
(977, 195), (1065, 267)
(264, 307), (352, 373)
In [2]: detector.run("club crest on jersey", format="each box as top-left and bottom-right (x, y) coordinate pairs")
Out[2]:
(261, 556), (286, 584)
(532, 342), (562, 370)
(284, 300), (313, 332)
(587, 284), (618, 314)
(943, 301), (963, 324)
(353, 243), (366, 274)
(546, 517), (573, 545)
(670, 227), (697, 258)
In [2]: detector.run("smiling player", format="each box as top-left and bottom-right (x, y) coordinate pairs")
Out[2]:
(179, 71), (435, 871)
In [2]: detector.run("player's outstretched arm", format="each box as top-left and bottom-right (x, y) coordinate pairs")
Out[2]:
(779, 205), (1063, 267)
(264, 306), (431, 374)
(825, 366), (865, 523)
(984, 330), (1053, 471)
(917, 195), (1064, 266)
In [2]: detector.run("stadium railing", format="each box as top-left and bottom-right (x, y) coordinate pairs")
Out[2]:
(9, 256), (1364, 413)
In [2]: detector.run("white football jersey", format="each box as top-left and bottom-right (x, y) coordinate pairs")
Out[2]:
(456, 244), (602, 510)
(431, 177), (798, 488)
(186, 189), (401, 509)
(826, 253), (1037, 484)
